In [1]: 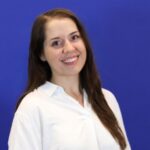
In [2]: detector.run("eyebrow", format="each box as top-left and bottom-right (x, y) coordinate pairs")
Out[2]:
(50, 31), (80, 41)
(70, 31), (79, 35)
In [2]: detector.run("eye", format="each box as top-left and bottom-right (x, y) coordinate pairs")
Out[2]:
(51, 39), (64, 48)
(70, 34), (81, 42)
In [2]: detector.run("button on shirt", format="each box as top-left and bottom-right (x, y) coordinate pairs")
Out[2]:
(8, 81), (131, 150)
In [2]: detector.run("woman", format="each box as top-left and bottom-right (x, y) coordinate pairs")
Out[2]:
(8, 8), (131, 150)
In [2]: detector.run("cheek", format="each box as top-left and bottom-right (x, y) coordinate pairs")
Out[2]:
(83, 51), (87, 65)
(45, 51), (62, 66)
(44, 49), (59, 60)
(80, 41), (86, 53)
(81, 45), (87, 58)
(83, 47), (87, 65)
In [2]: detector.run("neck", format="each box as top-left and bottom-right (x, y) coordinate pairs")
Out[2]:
(51, 75), (81, 94)
(51, 75), (84, 106)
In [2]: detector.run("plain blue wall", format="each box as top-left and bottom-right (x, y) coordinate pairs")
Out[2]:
(1, 0), (150, 150)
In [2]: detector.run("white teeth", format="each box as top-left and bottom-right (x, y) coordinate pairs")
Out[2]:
(63, 57), (77, 63)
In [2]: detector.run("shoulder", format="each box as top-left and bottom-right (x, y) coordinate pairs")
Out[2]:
(101, 88), (119, 108)
(101, 88), (121, 120)
(16, 89), (42, 117)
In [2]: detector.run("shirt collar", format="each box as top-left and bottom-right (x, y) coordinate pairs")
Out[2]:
(37, 81), (64, 97)
(37, 81), (89, 107)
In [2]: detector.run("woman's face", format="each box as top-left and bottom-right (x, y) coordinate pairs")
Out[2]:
(42, 18), (87, 80)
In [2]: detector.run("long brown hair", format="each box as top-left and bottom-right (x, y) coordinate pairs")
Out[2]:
(16, 8), (126, 149)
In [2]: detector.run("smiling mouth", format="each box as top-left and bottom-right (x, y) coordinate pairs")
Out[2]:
(61, 55), (80, 64)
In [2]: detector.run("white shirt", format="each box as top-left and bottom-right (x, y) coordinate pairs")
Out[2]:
(8, 81), (131, 150)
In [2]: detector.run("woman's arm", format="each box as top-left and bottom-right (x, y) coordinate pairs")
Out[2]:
(102, 89), (131, 150)
(8, 94), (42, 150)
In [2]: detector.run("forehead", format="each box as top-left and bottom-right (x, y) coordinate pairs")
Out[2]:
(44, 18), (79, 38)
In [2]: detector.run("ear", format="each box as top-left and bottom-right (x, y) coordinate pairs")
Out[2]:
(40, 54), (46, 62)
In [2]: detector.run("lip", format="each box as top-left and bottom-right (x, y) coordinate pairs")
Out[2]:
(61, 55), (80, 65)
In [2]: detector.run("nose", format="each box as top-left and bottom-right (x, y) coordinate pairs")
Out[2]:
(62, 40), (75, 53)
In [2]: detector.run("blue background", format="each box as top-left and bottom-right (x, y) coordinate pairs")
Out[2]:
(0, 0), (150, 150)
